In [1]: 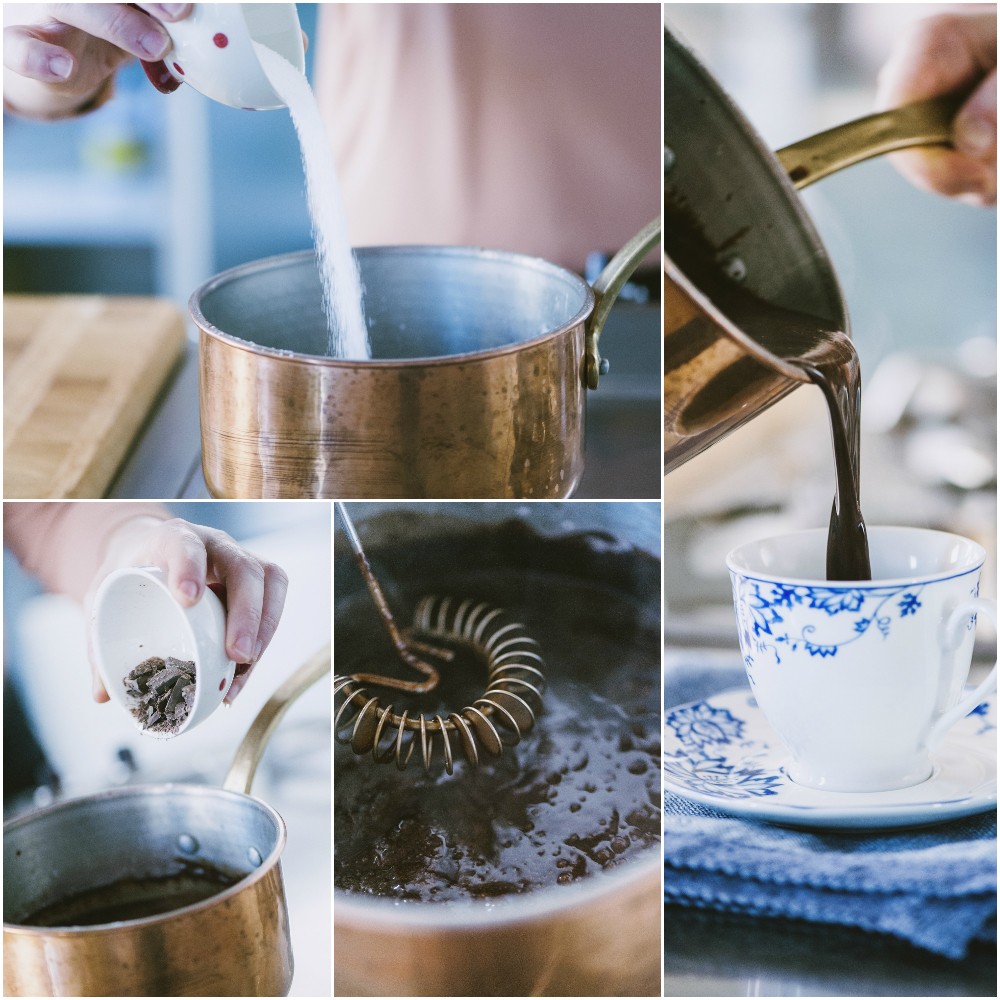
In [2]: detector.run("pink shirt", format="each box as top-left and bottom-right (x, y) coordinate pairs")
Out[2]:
(4, 502), (168, 602)
(315, 3), (660, 270)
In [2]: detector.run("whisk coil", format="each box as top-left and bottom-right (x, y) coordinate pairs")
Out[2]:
(334, 597), (545, 773)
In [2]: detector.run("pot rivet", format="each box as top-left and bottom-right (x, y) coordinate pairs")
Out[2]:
(177, 833), (199, 854)
(247, 846), (263, 868)
(598, 358), (611, 376)
(723, 256), (747, 282)
(663, 145), (675, 173)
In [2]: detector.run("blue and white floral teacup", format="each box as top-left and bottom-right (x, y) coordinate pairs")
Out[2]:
(727, 526), (997, 792)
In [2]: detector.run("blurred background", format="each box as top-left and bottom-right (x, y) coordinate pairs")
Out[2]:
(664, 3), (997, 659)
(3, 3), (660, 499)
(4, 7), (322, 303)
(3, 501), (331, 997)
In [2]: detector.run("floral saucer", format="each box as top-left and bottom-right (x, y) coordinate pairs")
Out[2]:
(663, 688), (997, 829)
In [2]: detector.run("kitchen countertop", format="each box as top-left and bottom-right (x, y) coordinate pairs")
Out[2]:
(106, 303), (662, 501)
(665, 907), (997, 997)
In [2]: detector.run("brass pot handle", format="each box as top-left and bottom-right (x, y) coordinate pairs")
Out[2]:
(223, 644), (332, 794)
(776, 94), (960, 191)
(586, 217), (661, 390)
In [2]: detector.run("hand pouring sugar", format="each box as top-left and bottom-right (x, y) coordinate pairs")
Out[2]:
(253, 42), (371, 360)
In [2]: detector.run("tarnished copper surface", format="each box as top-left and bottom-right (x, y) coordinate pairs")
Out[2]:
(3, 865), (292, 997)
(663, 27), (957, 475)
(3, 652), (329, 997)
(199, 325), (586, 499)
(334, 856), (661, 997)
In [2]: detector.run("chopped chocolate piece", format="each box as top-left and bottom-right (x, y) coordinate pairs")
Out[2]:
(123, 655), (196, 735)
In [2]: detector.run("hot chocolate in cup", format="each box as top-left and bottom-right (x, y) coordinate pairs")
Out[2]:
(727, 526), (997, 793)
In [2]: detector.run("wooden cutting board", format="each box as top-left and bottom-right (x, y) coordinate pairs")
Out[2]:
(4, 295), (187, 498)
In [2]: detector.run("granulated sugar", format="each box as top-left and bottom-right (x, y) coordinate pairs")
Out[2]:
(254, 42), (371, 360)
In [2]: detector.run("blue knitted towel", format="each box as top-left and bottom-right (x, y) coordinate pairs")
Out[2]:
(664, 663), (998, 959)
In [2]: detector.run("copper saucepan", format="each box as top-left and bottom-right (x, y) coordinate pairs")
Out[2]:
(333, 502), (662, 996)
(3, 647), (330, 997)
(663, 25), (960, 472)
(192, 221), (659, 499)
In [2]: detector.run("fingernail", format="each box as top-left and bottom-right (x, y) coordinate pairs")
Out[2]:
(178, 580), (199, 602)
(48, 54), (72, 80)
(139, 29), (170, 59)
(252, 639), (263, 663)
(958, 183), (996, 207)
(233, 634), (254, 662)
(157, 3), (189, 17)
(225, 673), (249, 704)
(956, 115), (996, 158)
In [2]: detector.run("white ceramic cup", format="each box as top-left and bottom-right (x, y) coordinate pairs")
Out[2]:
(159, 3), (305, 109)
(91, 567), (235, 739)
(727, 526), (997, 792)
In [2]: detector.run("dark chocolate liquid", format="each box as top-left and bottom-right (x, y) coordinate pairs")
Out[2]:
(20, 862), (241, 927)
(334, 520), (661, 902)
(665, 205), (871, 580)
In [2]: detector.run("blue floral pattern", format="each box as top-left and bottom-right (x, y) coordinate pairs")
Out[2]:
(664, 700), (743, 749)
(731, 571), (980, 674)
(663, 700), (782, 798)
(663, 690), (996, 823)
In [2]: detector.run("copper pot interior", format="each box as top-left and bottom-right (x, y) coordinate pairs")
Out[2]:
(4, 786), (283, 926)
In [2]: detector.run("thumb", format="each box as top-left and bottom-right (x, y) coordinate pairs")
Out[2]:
(954, 68), (997, 162)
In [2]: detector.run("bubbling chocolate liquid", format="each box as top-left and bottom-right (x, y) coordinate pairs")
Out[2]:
(665, 204), (871, 580)
(333, 520), (661, 902)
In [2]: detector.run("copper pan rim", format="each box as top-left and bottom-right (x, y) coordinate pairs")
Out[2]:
(190, 247), (597, 368)
(663, 249), (812, 385)
(333, 846), (660, 929)
(3, 783), (287, 937)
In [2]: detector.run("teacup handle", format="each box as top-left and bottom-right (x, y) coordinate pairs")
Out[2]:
(928, 597), (998, 747)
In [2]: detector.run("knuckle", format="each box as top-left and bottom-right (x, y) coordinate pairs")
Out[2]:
(910, 12), (965, 59)
(101, 5), (139, 46)
(266, 563), (290, 589)
(258, 609), (282, 639)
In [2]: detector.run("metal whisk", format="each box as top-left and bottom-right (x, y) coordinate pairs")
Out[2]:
(333, 504), (546, 774)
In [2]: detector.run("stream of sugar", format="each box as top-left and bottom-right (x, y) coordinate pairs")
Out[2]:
(254, 42), (371, 359)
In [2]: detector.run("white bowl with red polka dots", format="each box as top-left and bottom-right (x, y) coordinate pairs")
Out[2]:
(92, 566), (236, 739)
(161, 3), (305, 110)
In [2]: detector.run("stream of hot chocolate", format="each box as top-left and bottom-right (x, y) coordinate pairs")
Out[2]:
(665, 204), (872, 580)
(723, 303), (871, 581)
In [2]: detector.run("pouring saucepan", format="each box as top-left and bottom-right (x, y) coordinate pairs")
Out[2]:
(3, 646), (330, 997)
(663, 25), (960, 473)
(192, 221), (659, 499)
